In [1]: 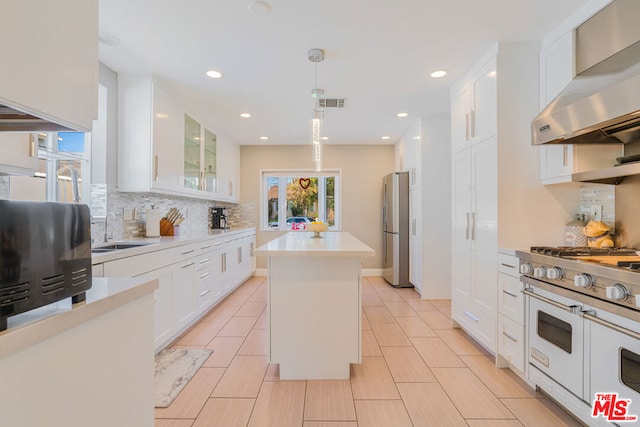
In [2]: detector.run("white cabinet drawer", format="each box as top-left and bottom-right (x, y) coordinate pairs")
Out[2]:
(453, 299), (495, 353)
(499, 273), (524, 323)
(498, 314), (525, 373)
(498, 253), (519, 277)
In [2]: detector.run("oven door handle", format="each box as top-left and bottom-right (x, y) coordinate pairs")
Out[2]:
(522, 288), (580, 314)
(582, 312), (640, 341)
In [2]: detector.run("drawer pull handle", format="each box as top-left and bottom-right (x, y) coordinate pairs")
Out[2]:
(501, 263), (516, 269)
(502, 331), (518, 342)
(182, 261), (195, 268)
(502, 290), (518, 298)
(181, 249), (195, 255)
(199, 258), (210, 264)
(213, 242), (223, 246)
(199, 272), (210, 279)
(201, 244), (212, 249)
(463, 311), (479, 322)
(200, 289), (210, 297)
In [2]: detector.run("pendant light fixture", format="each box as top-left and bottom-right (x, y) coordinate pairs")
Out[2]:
(308, 48), (325, 172)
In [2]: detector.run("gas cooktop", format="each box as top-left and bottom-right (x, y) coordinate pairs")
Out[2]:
(530, 246), (639, 257)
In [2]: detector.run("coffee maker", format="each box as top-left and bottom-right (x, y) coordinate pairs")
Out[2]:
(209, 207), (229, 229)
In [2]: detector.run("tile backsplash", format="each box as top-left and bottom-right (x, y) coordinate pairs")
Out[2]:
(90, 185), (256, 243)
(580, 183), (615, 231)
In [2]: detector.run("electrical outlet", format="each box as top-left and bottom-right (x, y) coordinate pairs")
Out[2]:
(123, 208), (133, 221)
(591, 205), (603, 222)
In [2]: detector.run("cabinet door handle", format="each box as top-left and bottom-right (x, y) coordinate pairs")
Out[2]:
(502, 290), (518, 298)
(470, 109), (475, 138)
(201, 244), (212, 249)
(154, 155), (159, 182)
(229, 181), (233, 196)
(502, 331), (518, 342)
(30, 134), (36, 157)
(464, 311), (479, 322)
(199, 272), (210, 279)
(562, 145), (568, 166)
(465, 213), (471, 240)
(199, 258), (210, 264)
(181, 249), (195, 255)
(470, 212), (476, 241)
(412, 218), (417, 236)
(465, 113), (470, 141)
(200, 289), (210, 297)
(182, 261), (195, 268)
(213, 241), (223, 246)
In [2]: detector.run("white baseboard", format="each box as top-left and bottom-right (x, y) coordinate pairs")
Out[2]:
(254, 268), (383, 277)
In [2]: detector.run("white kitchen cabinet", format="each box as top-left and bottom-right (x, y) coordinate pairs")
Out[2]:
(173, 256), (197, 330)
(409, 187), (421, 293)
(538, 29), (620, 184)
(216, 133), (240, 202)
(0, 133), (38, 175)
(450, 57), (497, 154)
(118, 75), (183, 194)
(196, 243), (214, 310)
(496, 253), (526, 374)
(0, 0), (98, 132)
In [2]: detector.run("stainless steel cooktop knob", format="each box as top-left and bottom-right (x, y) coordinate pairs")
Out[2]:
(546, 267), (563, 280)
(606, 284), (629, 301)
(574, 273), (594, 288)
(519, 263), (533, 275)
(533, 266), (547, 279)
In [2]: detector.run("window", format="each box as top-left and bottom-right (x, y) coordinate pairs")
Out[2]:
(262, 170), (340, 231)
(2, 132), (90, 203)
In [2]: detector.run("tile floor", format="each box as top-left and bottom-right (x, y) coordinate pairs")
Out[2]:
(155, 276), (584, 427)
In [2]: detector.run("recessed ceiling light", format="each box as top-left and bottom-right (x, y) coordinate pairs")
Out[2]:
(240, 113), (251, 118)
(430, 70), (447, 78)
(259, 136), (269, 140)
(397, 112), (408, 118)
(321, 136), (329, 140)
(381, 136), (391, 140)
(206, 70), (223, 79)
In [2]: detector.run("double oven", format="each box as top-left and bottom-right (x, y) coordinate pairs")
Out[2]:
(517, 247), (640, 426)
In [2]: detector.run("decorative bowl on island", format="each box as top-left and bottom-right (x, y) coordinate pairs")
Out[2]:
(307, 221), (328, 237)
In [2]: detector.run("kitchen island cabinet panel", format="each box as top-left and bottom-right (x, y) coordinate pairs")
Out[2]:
(0, 0), (98, 131)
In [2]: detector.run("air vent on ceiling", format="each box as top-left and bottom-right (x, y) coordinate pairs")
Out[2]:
(319, 98), (345, 108)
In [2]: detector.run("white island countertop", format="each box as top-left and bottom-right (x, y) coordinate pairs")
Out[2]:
(255, 231), (375, 257)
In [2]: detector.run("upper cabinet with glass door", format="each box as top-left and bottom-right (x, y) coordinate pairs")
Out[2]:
(203, 129), (217, 194)
(184, 114), (201, 191)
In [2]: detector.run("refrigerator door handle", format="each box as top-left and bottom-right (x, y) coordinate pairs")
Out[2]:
(465, 212), (471, 240)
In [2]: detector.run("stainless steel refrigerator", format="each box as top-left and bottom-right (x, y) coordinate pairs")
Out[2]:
(382, 172), (411, 287)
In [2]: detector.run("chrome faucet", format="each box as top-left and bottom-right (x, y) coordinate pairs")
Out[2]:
(104, 212), (116, 243)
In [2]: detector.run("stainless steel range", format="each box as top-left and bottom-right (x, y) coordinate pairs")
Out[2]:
(517, 246), (640, 426)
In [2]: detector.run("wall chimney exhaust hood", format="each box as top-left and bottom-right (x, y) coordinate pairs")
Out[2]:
(532, 0), (640, 148)
(0, 104), (76, 132)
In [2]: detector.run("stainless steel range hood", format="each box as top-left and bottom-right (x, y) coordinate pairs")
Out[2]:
(532, 0), (640, 148)
(0, 104), (76, 132)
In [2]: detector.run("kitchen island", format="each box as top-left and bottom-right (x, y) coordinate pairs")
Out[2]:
(255, 231), (374, 379)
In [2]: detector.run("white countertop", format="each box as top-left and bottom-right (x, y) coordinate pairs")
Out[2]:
(254, 231), (375, 257)
(0, 276), (158, 360)
(91, 227), (256, 264)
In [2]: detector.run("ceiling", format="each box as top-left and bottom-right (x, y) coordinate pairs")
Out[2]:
(98, 0), (591, 146)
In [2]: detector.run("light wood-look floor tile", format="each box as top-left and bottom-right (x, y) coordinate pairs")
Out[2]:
(365, 276), (389, 286)
(354, 400), (413, 427)
(397, 382), (468, 427)
(362, 291), (385, 307)
(350, 357), (400, 399)
(248, 289), (267, 303)
(216, 316), (258, 337)
(381, 346), (436, 382)
(376, 290), (405, 303)
(247, 381), (306, 427)
(155, 367), (225, 419)
(385, 302), (417, 317)
(466, 420), (524, 427)
(212, 355), (268, 398)
(410, 337), (466, 367)
(406, 298), (439, 312)
(191, 398), (255, 427)
(428, 299), (452, 308)
(501, 398), (584, 427)
(431, 367), (514, 419)
(234, 302), (266, 317)
(200, 305), (240, 323)
(362, 330), (383, 356)
(370, 322), (412, 346)
(304, 380), (356, 421)
(436, 306), (451, 319)
(237, 328), (267, 355)
(436, 329), (489, 356)
(176, 319), (226, 346)
(303, 423), (358, 427)
(461, 355), (538, 398)
(218, 291), (252, 307)
(362, 306), (396, 323)
(263, 363), (281, 381)
(253, 310), (267, 330)
(204, 337), (244, 367)
(418, 310), (453, 329)
(155, 420), (195, 427)
(395, 316), (437, 337)
(396, 288), (421, 300)
(362, 312), (371, 330)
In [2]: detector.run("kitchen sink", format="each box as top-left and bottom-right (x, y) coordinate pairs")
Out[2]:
(91, 242), (153, 253)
